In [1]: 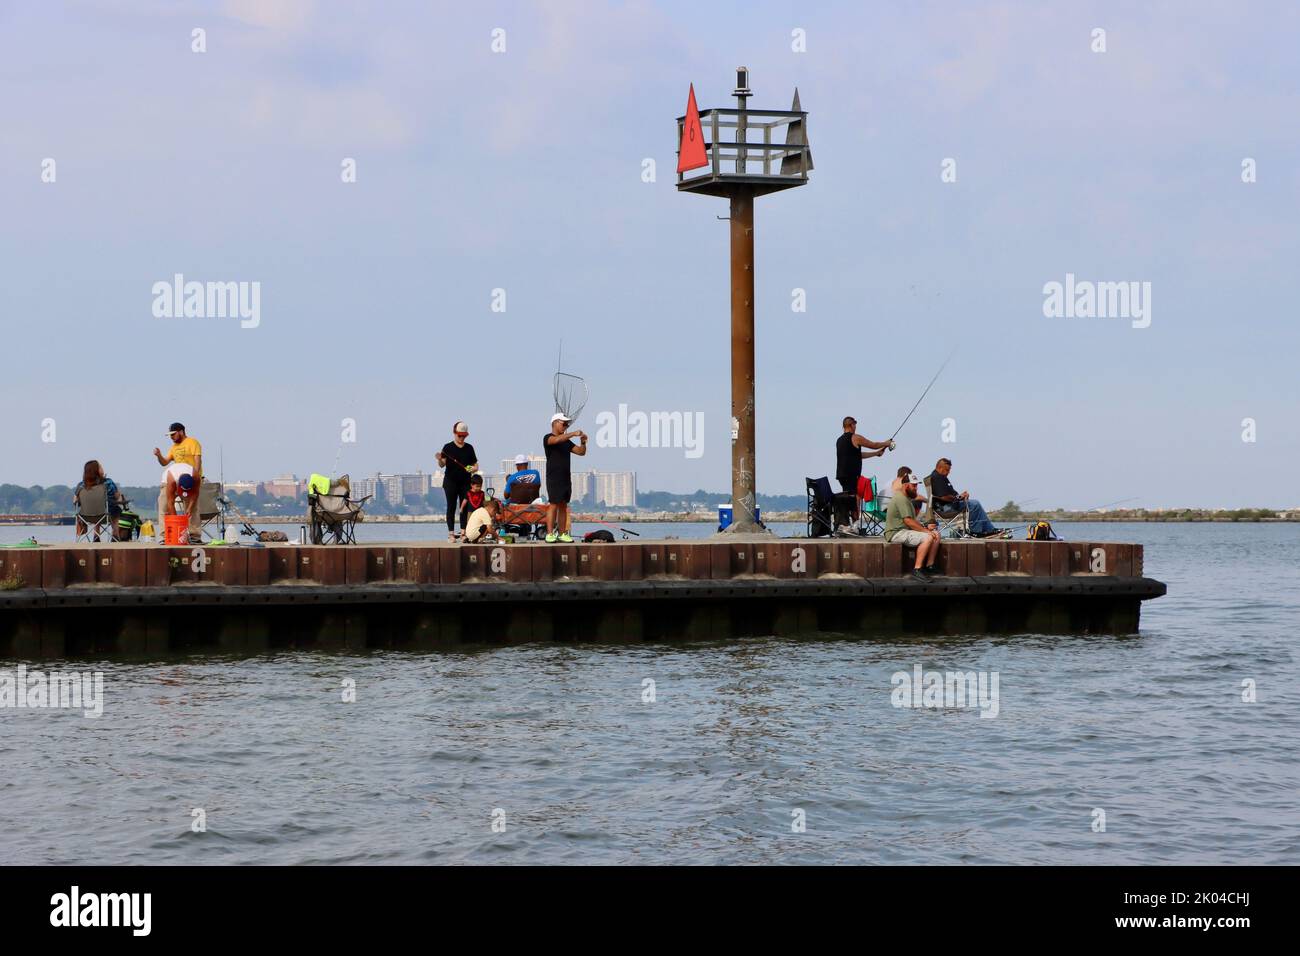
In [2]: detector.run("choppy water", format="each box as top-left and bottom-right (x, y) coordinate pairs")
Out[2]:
(1, 522), (1296, 864)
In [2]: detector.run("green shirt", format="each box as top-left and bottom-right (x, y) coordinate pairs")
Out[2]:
(884, 491), (917, 542)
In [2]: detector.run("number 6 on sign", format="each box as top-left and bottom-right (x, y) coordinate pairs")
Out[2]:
(677, 84), (708, 173)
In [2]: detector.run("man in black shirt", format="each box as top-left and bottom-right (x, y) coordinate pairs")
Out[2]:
(543, 412), (587, 543)
(928, 457), (1001, 537)
(836, 416), (894, 496)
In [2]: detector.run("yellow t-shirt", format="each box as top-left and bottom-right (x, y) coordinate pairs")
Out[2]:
(169, 437), (202, 474)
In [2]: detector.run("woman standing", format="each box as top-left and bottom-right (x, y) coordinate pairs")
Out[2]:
(436, 421), (478, 542)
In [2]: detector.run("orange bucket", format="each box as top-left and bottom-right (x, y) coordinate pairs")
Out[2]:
(163, 514), (190, 545)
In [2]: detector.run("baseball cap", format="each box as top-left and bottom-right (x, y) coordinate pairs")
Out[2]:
(550, 412), (571, 424)
(904, 473), (922, 485)
(514, 454), (529, 465)
(167, 422), (184, 432)
(178, 474), (195, 490)
(453, 421), (468, 434)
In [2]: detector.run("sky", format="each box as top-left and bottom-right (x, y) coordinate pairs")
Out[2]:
(1, 0), (1298, 508)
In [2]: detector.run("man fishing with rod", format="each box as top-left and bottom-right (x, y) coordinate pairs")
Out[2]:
(836, 352), (951, 530)
(877, 350), (1014, 540)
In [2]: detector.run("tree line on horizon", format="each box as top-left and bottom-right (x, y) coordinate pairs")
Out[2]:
(0, 484), (1285, 519)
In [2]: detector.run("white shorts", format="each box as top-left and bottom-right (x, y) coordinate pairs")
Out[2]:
(890, 528), (932, 547)
(164, 462), (193, 484)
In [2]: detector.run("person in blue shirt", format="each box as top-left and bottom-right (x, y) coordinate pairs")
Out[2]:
(503, 454), (542, 501)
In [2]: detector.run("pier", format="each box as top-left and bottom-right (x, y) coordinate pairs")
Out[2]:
(0, 538), (1165, 656)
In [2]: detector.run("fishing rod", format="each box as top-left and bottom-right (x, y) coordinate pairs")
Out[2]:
(888, 348), (957, 443)
(441, 454), (476, 474)
(583, 515), (640, 537)
(437, 438), (479, 476)
(216, 493), (260, 537)
(995, 497), (1040, 509)
(1082, 496), (1140, 513)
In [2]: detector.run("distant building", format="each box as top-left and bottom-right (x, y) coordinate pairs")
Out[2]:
(565, 470), (637, 507)
(264, 475), (304, 499)
(354, 471), (432, 504)
(350, 475), (379, 500)
(223, 480), (261, 496)
(592, 471), (636, 508)
(572, 471), (592, 501)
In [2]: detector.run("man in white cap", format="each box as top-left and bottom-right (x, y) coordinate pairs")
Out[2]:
(883, 470), (941, 581)
(503, 454), (541, 503)
(543, 412), (587, 543)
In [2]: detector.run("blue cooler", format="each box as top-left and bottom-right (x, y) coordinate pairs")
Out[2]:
(718, 504), (759, 530)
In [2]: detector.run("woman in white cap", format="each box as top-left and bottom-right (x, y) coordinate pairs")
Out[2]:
(435, 421), (478, 541)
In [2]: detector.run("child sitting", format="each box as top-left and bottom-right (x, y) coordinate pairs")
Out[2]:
(463, 497), (502, 543)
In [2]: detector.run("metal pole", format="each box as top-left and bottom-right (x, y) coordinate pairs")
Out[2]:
(728, 189), (759, 531)
(736, 98), (747, 174)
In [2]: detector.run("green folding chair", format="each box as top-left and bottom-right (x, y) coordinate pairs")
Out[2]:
(859, 476), (887, 537)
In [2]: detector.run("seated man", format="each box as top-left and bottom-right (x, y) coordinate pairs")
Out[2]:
(883, 471), (940, 581)
(890, 465), (926, 507)
(503, 454), (541, 503)
(463, 497), (502, 543)
(928, 457), (1001, 537)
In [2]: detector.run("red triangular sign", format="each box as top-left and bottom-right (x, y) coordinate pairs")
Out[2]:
(677, 84), (708, 173)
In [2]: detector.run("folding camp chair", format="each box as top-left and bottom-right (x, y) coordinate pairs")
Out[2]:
(507, 480), (541, 505)
(307, 473), (371, 544)
(924, 476), (971, 539)
(74, 484), (112, 543)
(857, 475), (888, 537)
(197, 480), (224, 541)
(806, 477), (838, 537)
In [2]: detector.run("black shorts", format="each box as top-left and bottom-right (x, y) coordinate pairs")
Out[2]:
(547, 478), (571, 504)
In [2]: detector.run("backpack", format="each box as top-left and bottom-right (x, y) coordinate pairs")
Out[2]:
(583, 529), (616, 543)
(1026, 521), (1058, 541)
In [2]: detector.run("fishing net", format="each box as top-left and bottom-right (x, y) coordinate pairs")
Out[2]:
(553, 372), (588, 423)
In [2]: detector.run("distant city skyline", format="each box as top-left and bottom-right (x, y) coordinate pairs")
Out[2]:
(208, 465), (640, 508)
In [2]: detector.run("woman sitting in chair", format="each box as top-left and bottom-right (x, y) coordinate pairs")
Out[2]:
(73, 460), (121, 540)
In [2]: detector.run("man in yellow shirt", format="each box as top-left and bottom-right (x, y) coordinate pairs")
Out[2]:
(153, 422), (203, 539)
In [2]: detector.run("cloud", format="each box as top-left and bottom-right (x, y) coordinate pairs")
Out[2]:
(222, 0), (316, 32)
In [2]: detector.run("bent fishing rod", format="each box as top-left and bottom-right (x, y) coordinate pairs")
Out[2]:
(888, 349), (957, 443)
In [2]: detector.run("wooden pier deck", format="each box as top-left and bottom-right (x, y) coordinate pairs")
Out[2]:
(0, 538), (1165, 655)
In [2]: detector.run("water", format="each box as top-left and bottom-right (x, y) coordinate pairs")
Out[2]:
(2, 522), (1296, 864)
